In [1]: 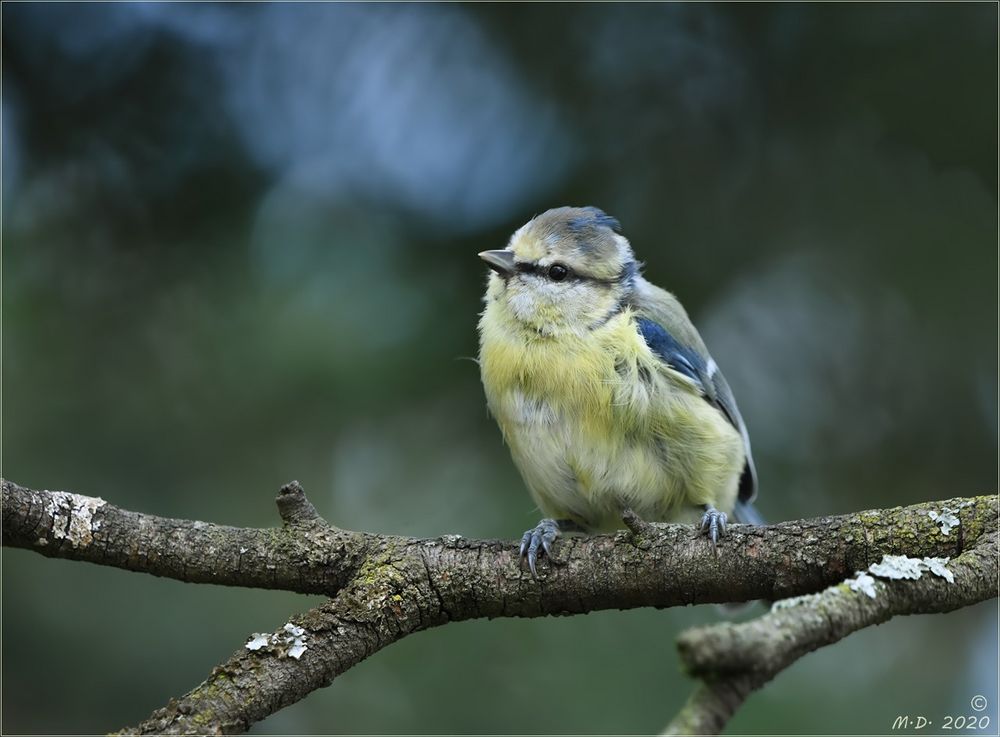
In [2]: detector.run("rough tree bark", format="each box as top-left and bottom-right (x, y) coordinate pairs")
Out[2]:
(3, 478), (996, 735)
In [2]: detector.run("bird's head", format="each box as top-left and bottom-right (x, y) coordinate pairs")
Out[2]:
(479, 206), (638, 335)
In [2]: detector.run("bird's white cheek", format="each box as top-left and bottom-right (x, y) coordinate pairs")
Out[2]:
(560, 290), (592, 321)
(507, 286), (540, 323)
(501, 279), (585, 332)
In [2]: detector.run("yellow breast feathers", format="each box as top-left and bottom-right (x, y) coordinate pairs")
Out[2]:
(479, 300), (744, 531)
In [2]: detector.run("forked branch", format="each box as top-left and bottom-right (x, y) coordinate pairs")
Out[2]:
(3, 479), (995, 735)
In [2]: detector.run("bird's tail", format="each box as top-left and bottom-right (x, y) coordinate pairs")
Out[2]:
(733, 500), (765, 527)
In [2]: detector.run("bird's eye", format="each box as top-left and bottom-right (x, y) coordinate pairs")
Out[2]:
(547, 263), (570, 282)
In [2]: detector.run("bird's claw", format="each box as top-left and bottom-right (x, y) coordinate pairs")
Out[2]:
(700, 506), (728, 553)
(519, 518), (559, 578)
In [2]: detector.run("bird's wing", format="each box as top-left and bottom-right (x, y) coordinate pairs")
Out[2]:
(631, 280), (758, 504)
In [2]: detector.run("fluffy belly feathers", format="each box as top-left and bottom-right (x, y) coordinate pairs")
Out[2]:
(479, 311), (744, 532)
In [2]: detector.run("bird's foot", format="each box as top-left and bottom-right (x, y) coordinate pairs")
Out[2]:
(700, 505), (728, 554)
(519, 518), (560, 578)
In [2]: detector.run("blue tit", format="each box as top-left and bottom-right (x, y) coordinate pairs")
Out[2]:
(477, 206), (761, 575)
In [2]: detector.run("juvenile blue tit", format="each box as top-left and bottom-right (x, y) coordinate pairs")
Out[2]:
(477, 206), (761, 575)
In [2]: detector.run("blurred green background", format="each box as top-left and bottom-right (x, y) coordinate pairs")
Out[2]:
(3, 3), (997, 734)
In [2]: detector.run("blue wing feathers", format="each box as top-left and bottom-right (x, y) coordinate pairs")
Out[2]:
(635, 315), (759, 506)
(635, 317), (706, 386)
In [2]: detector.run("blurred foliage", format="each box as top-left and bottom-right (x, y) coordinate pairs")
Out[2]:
(2, 3), (997, 734)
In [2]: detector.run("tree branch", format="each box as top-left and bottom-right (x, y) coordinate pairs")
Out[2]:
(2, 478), (373, 595)
(3, 478), (996, 734)
(664, 529), (998, 735)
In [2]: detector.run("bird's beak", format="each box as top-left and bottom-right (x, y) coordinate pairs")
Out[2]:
(478, 249), (517, 277)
